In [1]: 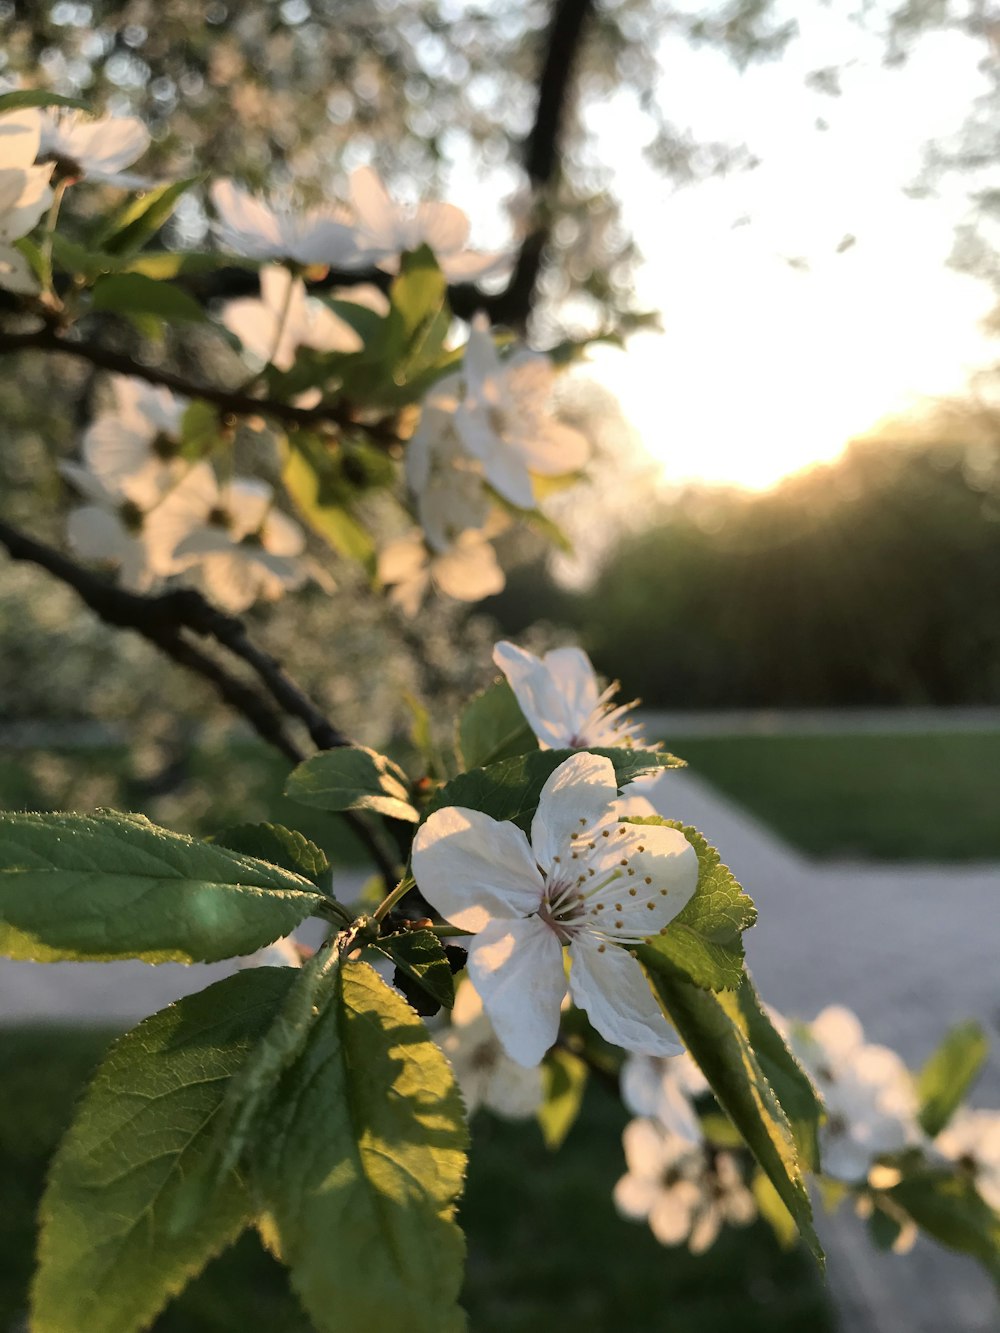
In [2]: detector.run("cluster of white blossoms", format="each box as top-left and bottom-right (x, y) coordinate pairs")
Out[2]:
(935, 1106), (1000, 1212)
(379, 317), (590, 614)
(434, 977), (546, 1120)
(0, 110), (55, 294)
(789, 1006), (921, 1184)
(613, 1049), (756, 1252)
(61, 375), (307, 610)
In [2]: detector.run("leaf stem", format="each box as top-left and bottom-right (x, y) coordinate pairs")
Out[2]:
(372, 875), (416, 924)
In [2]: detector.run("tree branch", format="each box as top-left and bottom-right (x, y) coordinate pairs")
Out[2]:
(0, 517), (400, 884)
(0, 326), (400, 442)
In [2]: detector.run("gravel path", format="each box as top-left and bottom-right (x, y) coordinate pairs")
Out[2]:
(1, 771), (997, 1330)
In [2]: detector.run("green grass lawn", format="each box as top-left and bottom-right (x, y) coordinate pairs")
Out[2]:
(0, 1025), (832, 1333)
(668, 731), (1000, 861)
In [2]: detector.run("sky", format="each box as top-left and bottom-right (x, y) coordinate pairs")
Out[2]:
(581, 6), (998, 491)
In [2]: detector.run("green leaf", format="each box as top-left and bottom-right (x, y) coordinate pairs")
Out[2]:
(384, 245), (450, 390)
(169, 947), (341, 1234)
(0, 810), (325, 963)
(457, 679), (537, 769)
(537, 1047), (588, 1149)
(644, 967), (823, 1265)
(634, 820), (756, 990)
(282, 434), (375, 565)
(92, 272), (207, 322)
(372, 928), (456, 1010)
(424, 747), (684, 834)
(0, 90), (87, 112)
(178, 398), (223, 459)
(286, 746), (418, 823)
(125, 250), (245, 279)
(32, 967), (298, 1333)
(215, 822), (330, 884)
(50, 233), (121, 280)
(916, 1021), (989, 1137)
(254, 959), (469, 1333)
(888, 1169), (1000, 1279)
(752, 1171), (798, 1250)
(99, 177), (203, 256)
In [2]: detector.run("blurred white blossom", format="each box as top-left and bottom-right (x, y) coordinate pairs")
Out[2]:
(935, 1108), (1000, 1212)
(0, 109), (53, 293)
(378, 528), (504, 617)
(237, 936), (303, 969)
(412, 751), (698, 1067)
(614, 1118), (756, 1253)
(453, 315), (589, 510)
(493, 640), (647, 751)
(348, 165), (506, 282)
(621, 1050), (708, 1145)
(221, 263), (363, 369)
(211, 180), (362, 267)
(38, 109), (150, 187)
(791, 1006), (921, 1183)
(405, 401), (491, 550)
(436, 978), (545, 1120)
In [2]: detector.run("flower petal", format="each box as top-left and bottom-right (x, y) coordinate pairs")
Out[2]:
(568, 932), (682, 1056)
(530, 751), (619, 872)
(466, 915), (565, 1066)
(412, 805), (545, 931)
(0, 109), (42, 168)
(431, 537), (504, 603)
(586, 822), (699, 940)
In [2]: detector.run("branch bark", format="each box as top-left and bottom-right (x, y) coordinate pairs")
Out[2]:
(0, 517), (399, 885)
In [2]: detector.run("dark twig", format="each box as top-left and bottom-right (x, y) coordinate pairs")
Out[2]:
(0, 518), (399, 885)
(0, 326), (400, 441)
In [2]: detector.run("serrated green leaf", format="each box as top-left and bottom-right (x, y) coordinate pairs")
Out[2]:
(372, 928), (456, 1010)
(215, 822), (330, 884)
(633, 819), (756, 990)
(0, 90), (87, 112)
(537, 1047), (588, 1149)
(254, 960), (469, 1333)
(888, 1170), (1000, 1278)
(99, 176), (203, 256)
(0, 810), (325, 963)
(286, 746), (418, 823)
(424, 747), (683, 834)
(282, 434), (375, 565)
(644, 966), (823, 1265)
(32, 968), (297, 1333)
(916, 1021), (989, 1137)
(457, 679), (536, 769)
(92, 271), (206, 322)
(752, 1171), (798, 1250)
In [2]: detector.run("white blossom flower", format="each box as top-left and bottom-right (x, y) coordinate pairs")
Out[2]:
(452, 315), (589, 509)
(62, 459), (215, 592)
(348, 165), (506, 282)
(378, 528), (504, 617)
(210, 180), (363, 268)
(436, 978), (545, 1120)
(406, 400), (491, 550)
(614, 1119), (756, 1253)
(493, 639), (647, 751)
(935, 1108), (1000, 1212)
(237, 936), (303, 969)
(37, 110), (150, 187)
(791, 1006), (921, 1183)
(411, 751), (699, 1067)
(220, 264), (363, 369)
(172, 472), (307, 613)
(621, 1050), (708, 1145)
(80, 376), (188, 492)
(0, 109), (53, 293)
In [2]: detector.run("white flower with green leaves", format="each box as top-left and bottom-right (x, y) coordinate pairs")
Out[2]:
(221, 264), (363, 370)
(935, 1108), (1000, 1212)
(453, 315), (589, 510)
(348, 165), (505, 282)
(37, 109), (150, 186)
(80, 376), (187, 490)
(411, 751), (698, 1067)
(436, 978), (545, 1120)
(406, 400), (491, 551)
(791, 1006), (921, 1183)
(493, 639), (647, 751)
(378, 527), (504, 617)
(210, 180), (363, 268)
(0, 108), (54, 293)
(614, 1119), (756, 1253)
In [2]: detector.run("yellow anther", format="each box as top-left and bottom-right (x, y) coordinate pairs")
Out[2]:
(602, 830), (611, 838)
(646, 901), (655, 910)
(619, 859), (628, 867)
(644, 876), (652, 884)
(615, 919), (624, 929)
(627, 868), (635, 876)
(597, 943), (606, 953)
(660, 888), (669, 896)
(628, 887), (637, 897)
